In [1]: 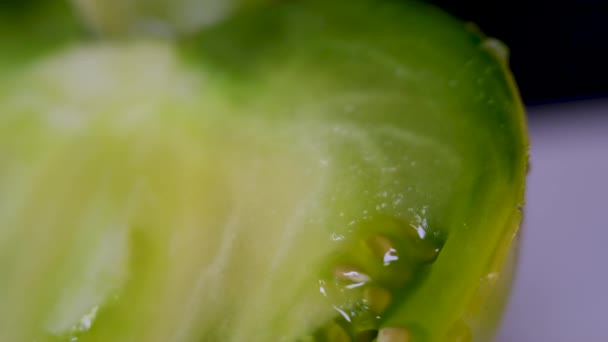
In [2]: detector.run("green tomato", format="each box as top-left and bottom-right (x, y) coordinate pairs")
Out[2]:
(0, 0), (528, 341)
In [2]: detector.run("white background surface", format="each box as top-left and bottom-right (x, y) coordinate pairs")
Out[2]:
(496, 100), (608, 342)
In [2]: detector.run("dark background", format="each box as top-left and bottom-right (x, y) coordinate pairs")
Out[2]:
(429, 0), (608, 105)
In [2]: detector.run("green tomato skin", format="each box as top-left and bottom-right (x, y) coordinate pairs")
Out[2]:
(0, 0), (528, 341)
